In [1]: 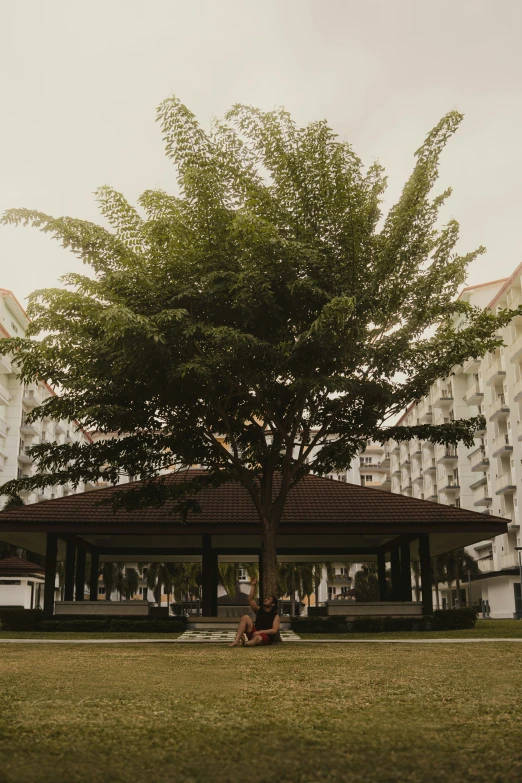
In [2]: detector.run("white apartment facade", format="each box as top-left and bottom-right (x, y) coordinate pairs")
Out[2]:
(0, 288), (93, 509)
(391, 272), (522, 618)
(324, 441), (390, 602)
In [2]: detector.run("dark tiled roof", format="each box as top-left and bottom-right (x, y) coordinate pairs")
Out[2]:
(0, 470), (507, 532)
(0, 556), (45, 574)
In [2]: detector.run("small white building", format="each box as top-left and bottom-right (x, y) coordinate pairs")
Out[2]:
(0, 555), (46, 609)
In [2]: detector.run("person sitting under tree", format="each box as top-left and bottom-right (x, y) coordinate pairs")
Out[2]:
(229, 577), (280, 647)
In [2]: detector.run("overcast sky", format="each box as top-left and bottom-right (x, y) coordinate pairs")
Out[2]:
(1, 0), (521, 306)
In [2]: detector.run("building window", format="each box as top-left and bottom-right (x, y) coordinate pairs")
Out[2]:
(98, 586), (106, 595)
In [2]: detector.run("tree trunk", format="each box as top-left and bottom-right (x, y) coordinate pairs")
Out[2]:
(435, 580), (440, 610)
(260, 524), (278, 598)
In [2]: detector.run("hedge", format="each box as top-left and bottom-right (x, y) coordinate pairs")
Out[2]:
(431, 607), (477, 630)
(0, 609), (187, 633)
(291, 608), (478, 634)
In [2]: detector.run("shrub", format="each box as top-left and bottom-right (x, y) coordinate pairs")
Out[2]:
(292, 608), (477, 634)
(37, 618), (187, 633)
(352, 616), (432, 633)
(0, 608), (43, 631)
(431, 607), (477, 631)
(0, 610), (187, 633)
(290, 616), (349, 633)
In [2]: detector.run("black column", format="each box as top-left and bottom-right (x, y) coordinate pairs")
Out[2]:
(419, 534), (433, 615)
(64, 540), (76, 601)
(75, 546), (86, 601)
(44, 533), (58, 617)
(258, 550), (264, 606)
(400, 540), (412, 601)
(390, 547), (401, 601)
(89, 551), (99, 602)
(377, 551), (387, 601)
(201, 535), (218, 617)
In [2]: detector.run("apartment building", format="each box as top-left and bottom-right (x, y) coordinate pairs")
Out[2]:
(391, 273), (522, 618)
(0, 288), (92, 509)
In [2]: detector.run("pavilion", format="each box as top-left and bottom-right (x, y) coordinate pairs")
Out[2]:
(0, 470), (507, 617)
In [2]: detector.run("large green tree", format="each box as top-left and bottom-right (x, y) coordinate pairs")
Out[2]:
(0, 98), (518, 596)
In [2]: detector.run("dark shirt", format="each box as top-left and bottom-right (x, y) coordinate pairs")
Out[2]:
(255, 606), (278, 632)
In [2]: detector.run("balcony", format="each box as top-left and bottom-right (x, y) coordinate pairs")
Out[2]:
(0, 416), (7, 438)
(500, 552), (518, 570)
(373, 473), (391, 491)
(23, 387), (43, 409)
(485, 367), (507, 388)
(438, 449), (458, 464)
(513, 376), (522, 402)
(470, 474), (487, 490)
(462, 357), (481, 374)
(495, 473), (516, 495)
(400, 453), (411, 467)
(378, 452), (390, 468)
(469, 445), (489, 472)
(473, 485), (492, 507)
(400, 479), (413, 494)
(17, 447), (33, 465)
(55, 421), (66, 436)
(441, 478), (460, 493)
(426, 488), (438, 501)
(423, 457), (436, 474)
(509, 332), (522, 363)
(477, 556), (494, 574)
(0, 380), (11, 406)
(20, 414), (40, 436)
(391, 442), (400, 454)
(432, 389), (454, 408)
(0, 353), (12, 374)
(491, 432), (513, 457)
(475, 419), (487, 436)
(464, 382), (484, 406)
(489, 394), (509, 422)
(410, 440), (422, 456)
(411, 465), (424, 483)
(419, 405), (433, 424)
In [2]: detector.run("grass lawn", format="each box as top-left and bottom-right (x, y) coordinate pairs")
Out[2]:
(1, 644), (521, 783)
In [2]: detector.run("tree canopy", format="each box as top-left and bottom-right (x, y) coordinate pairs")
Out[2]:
(1, 97), (518, 593)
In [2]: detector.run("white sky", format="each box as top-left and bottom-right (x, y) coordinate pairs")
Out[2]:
(1, 0), (521, 306)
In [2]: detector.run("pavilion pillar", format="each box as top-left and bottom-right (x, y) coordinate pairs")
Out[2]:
(400, 540), (412, 601)
(64, 540), (76, 601)
(43, 533), (58, 617)
(377, 551), (387, 601)
(201, 535), (218, 617)
(419, 534), (433, 615)
(75, 546), (86, 601)
(89, 550), (99, 602)
(258, 550), (264, 605)
(390, 547), (401, 601)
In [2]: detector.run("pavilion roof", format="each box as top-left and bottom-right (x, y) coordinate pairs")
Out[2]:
(0, 470), (507, 534)
(0, 556), (45, 574)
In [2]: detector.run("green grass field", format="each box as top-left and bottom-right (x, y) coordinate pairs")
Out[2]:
(1, 642), (521, 783)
